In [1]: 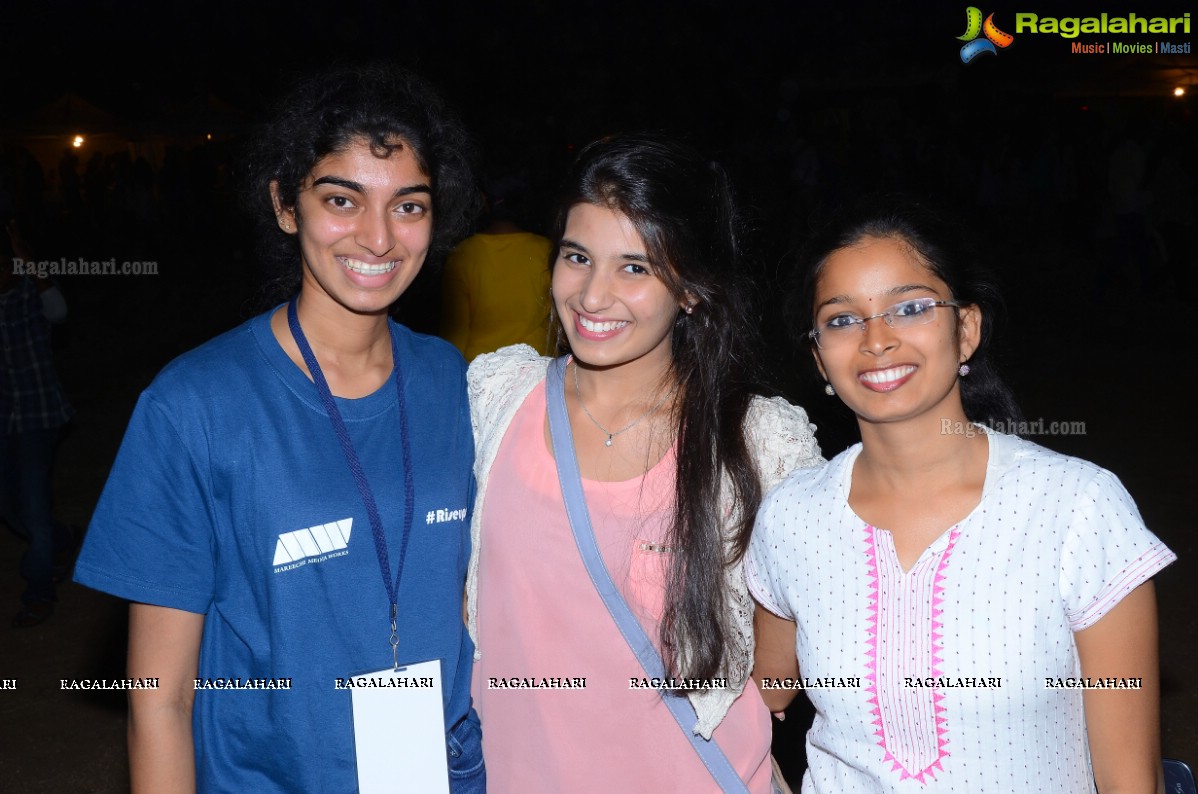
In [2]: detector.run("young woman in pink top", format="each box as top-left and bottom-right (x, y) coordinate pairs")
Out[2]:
(465, 133), (822, 792)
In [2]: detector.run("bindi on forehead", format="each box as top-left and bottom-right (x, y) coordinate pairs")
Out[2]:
(816, 239), (948, 310)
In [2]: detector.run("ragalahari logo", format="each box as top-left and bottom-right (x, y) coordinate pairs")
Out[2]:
(958, 7), (1015, 62)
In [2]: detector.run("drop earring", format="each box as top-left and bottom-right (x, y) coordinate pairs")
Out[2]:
(824, 382), (835, 396)
(958, 363), (971, 377)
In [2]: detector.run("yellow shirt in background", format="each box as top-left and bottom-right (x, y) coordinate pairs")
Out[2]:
(440, 232), (553, 361)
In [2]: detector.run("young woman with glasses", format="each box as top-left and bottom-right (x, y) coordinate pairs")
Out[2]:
(748, 196), (1174, 792)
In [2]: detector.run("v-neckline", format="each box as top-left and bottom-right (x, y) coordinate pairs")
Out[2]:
(840, 429), (1001, 575)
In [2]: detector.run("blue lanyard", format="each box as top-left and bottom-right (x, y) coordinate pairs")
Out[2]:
(287, 298), (415, 669)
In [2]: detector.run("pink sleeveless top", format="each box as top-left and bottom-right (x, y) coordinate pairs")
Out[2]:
(471, 383), (772, 792)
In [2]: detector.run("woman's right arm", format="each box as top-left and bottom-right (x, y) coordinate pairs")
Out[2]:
(753, 603), (800, 713)
(127, 603), (205, 794)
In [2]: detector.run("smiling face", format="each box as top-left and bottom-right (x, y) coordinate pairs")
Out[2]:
(812, 235), (980, 427)
(552, 202), (685, 373)
(272, 137), (432, 317)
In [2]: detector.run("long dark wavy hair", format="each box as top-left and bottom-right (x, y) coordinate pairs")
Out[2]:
(790, 195), (1024, 429)
(244, 63), (478, 305)
(551, 133), (766, 682)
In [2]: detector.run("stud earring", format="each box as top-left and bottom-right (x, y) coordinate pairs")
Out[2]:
(824, 382), (835, 396)
(685, 304), (694, 315)
(958, 363), (971, 377)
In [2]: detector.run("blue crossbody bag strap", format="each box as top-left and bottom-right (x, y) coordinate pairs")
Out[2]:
(545, 357), (750, 794)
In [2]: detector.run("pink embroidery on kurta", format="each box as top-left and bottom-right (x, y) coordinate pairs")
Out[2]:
(863, 525), (961, 784)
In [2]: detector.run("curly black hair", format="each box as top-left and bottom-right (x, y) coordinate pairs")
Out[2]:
(244, 63), (478, 303)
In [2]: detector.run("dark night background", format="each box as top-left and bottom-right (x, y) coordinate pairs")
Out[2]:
(1, 0), (1195, 789)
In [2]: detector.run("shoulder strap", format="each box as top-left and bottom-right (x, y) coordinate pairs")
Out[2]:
(545, 356), (750, 794)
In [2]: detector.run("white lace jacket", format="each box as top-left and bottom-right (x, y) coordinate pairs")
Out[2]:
(466, 344), (822, 738)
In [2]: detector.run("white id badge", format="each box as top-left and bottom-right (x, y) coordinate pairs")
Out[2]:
(349, 659), (448, 794)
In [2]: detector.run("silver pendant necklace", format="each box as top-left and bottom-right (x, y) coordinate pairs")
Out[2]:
(572, 359), (677, 447)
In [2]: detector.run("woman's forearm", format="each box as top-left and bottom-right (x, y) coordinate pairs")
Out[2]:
(129, 692), (197, 794)
(127, 603), (204, 794)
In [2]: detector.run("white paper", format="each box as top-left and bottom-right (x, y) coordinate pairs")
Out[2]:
(349, 660), (448, 794)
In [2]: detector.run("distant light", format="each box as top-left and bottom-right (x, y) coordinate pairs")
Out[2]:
(206, 133), (213, 140)
(72, 135), (84, 148)
(1174, 87), (1186, 97)
(1080, 105), (1089, 111)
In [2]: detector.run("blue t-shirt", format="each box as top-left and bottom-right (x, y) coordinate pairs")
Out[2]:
(75, 309), (477, 793)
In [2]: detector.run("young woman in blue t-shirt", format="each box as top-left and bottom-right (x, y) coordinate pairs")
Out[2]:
(76, 65), (484, 793)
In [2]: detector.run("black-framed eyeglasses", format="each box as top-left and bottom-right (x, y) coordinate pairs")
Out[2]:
(809, 297), (961, 350)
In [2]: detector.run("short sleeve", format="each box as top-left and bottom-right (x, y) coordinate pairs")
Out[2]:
(466, 344), (544, 439)
(745, 396), (823, 493)
(745, 490), (797, 620)
(1059, 468), (1176, 630)
(74, 393), (216, 613)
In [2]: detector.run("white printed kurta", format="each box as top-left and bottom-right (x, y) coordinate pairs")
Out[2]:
(747, 430), (1175, 793)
